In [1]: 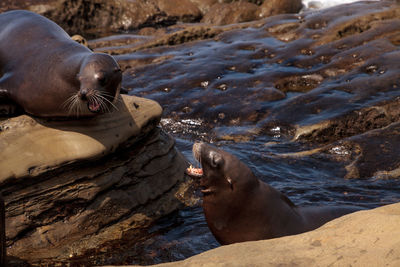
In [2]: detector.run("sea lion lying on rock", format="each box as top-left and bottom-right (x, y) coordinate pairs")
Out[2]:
(0, 10), (121, 117)
(187, 142), (361, 245)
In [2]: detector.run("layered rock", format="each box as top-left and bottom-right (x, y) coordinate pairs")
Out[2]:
(201, 2), (260, 25)
(0, 95), (192, 265)
(1, 0), (303, 36)
(156, 203), (400, 267)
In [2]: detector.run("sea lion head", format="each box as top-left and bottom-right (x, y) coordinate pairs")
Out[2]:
(187, 142), (259, 196)
(64, 53), (122, 116)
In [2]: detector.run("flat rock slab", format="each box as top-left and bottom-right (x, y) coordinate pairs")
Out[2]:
(0, 95), (161, 182)
(154, 202), (400, 267)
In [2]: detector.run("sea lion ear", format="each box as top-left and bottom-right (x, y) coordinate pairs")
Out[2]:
(226, 177), (233, 190)
(211, 152), (224, 168)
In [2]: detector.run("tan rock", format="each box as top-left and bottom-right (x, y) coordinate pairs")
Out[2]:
(201, 2), (260, 25)
(152, 0), (202, 21)
(156, 203), (400, 267)
(189, 0), (218, 14)
(259, 0), (303, 17)
(0, 95), (161, 182)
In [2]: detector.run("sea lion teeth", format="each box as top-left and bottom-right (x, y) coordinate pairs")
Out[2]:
(186, 165), (203, 177)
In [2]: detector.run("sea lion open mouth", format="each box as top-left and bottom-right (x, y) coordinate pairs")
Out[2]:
(186, 142), (220, 195)
(186, 165), (212, 194)
(186, 142), (204, 178)
(186, 165), (203, 177)
(88, 100), (101, 113)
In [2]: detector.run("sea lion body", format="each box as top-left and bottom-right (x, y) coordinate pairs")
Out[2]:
(0, 10), (121, 117)
(187, 142), (360, 245)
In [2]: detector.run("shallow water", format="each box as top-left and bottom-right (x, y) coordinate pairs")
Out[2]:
(302, 0), (381, 10)
(129, 132), (398, 265)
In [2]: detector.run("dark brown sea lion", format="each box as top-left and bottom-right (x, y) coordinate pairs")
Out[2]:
(187, 142), (361, 245)
(0, 10), (121, 117)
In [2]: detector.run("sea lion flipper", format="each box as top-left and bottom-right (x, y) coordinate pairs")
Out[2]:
(0, 89), (6, 98)
(0, 88), (20, 116)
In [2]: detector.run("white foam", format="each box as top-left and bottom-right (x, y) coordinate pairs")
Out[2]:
(302, 0), (381, 10)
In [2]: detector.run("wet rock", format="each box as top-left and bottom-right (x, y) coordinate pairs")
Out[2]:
(189, 0), (218, 14)
(0, 95), (192, 264)
(1, 0), (303, 37)
(153, 0), (202, 23)
(109, 2), (398, 139)
(201, 2), (260, 25)
(1, 0), (202, 37)
(259, 0), (303, 17)
(85, 0), (399, 178)
(327, 121), (400, 179)
(155, 203), (400, 267)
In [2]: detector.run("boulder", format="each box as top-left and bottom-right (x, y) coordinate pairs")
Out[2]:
(189, 0), (218, 15)
(0, 95), (192, 264)
(150, 0), (201, 23)
(201, 2), (260, 25)
(155, 203), (400, 266)
(1, 0), (302, 36)
(259, 0), (303, 17)
(0, 0), (202, 37)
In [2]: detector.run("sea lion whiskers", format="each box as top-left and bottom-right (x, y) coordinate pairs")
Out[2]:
(62, 93), (83, 116)
(62, 89), (119, 116)
(95, 95), (110, 113)
(62, 93), (87, 116)
(91, 93), (112, 113)
(72, 95), (85, 117)
(99, 90), (122, 106)
(96, 91), (119, 111)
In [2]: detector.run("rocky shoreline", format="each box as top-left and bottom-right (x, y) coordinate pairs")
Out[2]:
(1, 0), (399, 265)
(0, 0), (303, 38)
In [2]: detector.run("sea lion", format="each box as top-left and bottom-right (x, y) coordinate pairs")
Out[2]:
(187, 142), (361, 245)
(0, 10), (121, 117)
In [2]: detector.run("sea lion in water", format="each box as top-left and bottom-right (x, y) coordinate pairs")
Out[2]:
(0, 10), (121, 117)
(187, 142), (361, 245)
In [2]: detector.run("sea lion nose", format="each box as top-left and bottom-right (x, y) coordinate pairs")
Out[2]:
(79, 89), (88, 100)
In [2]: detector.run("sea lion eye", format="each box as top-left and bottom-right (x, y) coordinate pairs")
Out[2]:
(96, 73), (107, 85)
